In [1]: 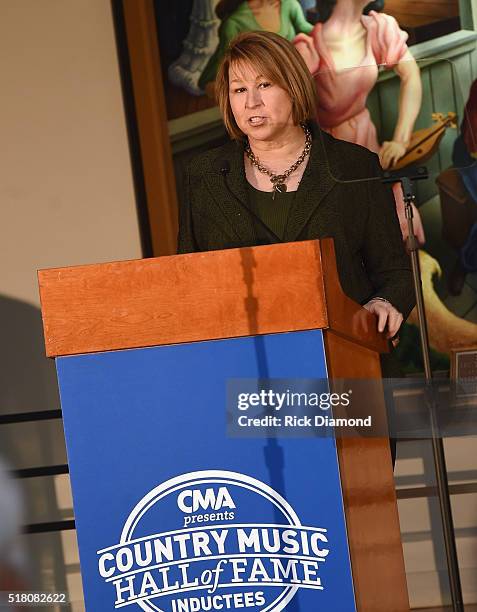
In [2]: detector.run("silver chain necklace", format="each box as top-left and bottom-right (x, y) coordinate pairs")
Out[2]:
(245, 124), (312, 200)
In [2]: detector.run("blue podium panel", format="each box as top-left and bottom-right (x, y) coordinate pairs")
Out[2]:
(56, 330), (356, 612)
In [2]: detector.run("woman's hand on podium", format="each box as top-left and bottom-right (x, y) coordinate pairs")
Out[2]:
(363, 297), (403, 340)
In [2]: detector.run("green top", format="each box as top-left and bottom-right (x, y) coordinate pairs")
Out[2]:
(247, 182), (296, 239)
(199, 0), (313, 89)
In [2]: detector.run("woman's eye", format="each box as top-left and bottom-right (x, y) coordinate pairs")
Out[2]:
(232, 87), (246, 93)
(259, 82), (271, 89)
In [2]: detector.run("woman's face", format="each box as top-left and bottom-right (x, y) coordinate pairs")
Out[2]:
(228, 61), (294, 142)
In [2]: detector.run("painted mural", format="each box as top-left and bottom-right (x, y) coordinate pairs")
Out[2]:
(157, 0), (461, 121)
(157, 0), (477, 373)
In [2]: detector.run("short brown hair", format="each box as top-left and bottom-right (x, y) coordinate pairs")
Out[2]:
(215, 31), (317, 140)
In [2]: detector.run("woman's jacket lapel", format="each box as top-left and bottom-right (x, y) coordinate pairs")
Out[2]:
(201, 123), (339, 244)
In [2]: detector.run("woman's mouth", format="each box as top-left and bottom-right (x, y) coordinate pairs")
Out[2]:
(248, 116), (266, 126)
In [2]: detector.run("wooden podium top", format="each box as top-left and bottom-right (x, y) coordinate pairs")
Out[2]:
(38, 239), (387, 358)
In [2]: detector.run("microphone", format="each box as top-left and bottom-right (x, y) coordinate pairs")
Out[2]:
(215, 156), (278, 241)
(215, 157), (247, 224)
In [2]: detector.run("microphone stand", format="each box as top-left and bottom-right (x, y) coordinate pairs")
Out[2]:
(382, 168), (464, 612)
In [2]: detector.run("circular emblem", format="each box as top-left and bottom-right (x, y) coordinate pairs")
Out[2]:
(97, 470), (329, 611)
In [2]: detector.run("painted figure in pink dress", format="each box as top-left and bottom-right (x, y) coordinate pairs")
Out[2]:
(294, 0), (425, 244)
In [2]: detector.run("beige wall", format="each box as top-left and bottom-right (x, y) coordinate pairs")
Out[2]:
(0, 1), (141, 609)
(0, 0), (142, 306)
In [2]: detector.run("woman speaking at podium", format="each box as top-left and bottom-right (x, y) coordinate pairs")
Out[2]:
(178, 30), (415, 346)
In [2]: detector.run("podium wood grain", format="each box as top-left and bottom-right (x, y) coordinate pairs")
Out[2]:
(39, 241), (331, 357)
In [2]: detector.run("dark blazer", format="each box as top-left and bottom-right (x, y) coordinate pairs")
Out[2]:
(178, 123), (416, 319)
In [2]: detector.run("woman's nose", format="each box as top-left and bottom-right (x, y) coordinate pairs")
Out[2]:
(245, 88), (262, 108)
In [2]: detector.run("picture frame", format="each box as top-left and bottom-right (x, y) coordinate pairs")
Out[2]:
(450, 347), (477, 399)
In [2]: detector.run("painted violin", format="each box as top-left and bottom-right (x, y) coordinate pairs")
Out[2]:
(390, 112), (457, 170)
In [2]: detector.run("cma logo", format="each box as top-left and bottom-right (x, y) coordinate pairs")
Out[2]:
(177, 487), (236, 514)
